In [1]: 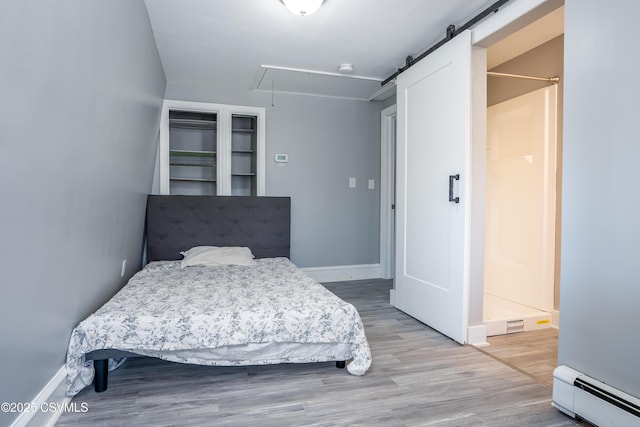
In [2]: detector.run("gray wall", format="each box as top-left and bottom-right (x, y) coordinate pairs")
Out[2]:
(165, 82), (381, 268)
(488, 35), (564, 311)
(559, 0), (640, 397)
(0, 1), (166, 424)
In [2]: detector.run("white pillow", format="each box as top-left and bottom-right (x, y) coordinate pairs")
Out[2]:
(180, 246), (256, 268)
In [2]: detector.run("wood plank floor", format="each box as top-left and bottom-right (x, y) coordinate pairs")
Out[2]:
(477, 329), (559, 387)
(57, 279), (582, 426)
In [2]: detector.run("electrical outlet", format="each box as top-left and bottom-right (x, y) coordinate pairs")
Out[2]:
(121, 259), (127, 277)
(368, 179), (375, 190)
(349, 177), (356, 188)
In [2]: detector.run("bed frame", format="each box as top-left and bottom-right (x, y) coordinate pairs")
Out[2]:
(87, 195), (345, 392)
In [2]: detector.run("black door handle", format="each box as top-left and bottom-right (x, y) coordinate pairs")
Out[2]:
(449, 174), (460, 203)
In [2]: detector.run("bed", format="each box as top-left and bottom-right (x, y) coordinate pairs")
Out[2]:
(65, 195), (372, 396)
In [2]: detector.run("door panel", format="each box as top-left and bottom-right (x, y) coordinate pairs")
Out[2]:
(394, 31), (475, 344)
(405, 65), (454, 289)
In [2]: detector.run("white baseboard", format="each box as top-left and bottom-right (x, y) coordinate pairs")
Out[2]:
(302, 263), (382, 283)
(389, 288), (396, 306)
(11, 365), (70, 427)
(467, 324), (488, 346)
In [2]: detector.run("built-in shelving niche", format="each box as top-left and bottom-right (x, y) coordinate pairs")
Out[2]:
(159, 100), (265, 197)
(169, 111), (218, 195)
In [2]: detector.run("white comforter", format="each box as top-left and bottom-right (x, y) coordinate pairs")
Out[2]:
(66, 257), (372, 396)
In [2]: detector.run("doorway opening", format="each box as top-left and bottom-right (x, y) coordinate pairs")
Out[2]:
(479, 9), (564, 388)
(484, 84), (558, 336)
(380, 104), (397, 285)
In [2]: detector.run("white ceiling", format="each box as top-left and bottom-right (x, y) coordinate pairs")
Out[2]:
(144, 0), (502, 101)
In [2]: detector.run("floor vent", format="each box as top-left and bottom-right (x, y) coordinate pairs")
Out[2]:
(506, 319), (524, 334)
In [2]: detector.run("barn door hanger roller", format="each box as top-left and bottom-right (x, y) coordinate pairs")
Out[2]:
(382, 0), (511, 86)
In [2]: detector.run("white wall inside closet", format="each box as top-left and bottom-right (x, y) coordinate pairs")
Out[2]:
(484, 85), (557, 336)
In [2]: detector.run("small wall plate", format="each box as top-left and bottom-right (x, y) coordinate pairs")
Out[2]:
(274, 153), (288, 163)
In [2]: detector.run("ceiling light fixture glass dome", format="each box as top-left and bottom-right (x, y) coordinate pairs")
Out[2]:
(282, 0), (325, 16)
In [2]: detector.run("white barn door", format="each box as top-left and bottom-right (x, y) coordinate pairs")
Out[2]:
(394, 31), (476, 344)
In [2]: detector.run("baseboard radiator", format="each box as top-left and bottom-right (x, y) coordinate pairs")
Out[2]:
(553, 365), (640, 427)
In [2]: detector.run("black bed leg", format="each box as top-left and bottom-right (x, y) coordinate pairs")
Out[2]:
(94, 359), (108, 392)
(336, 361), (345, 369)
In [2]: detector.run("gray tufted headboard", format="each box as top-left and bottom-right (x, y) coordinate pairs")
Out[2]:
(146, 195), (291, 262)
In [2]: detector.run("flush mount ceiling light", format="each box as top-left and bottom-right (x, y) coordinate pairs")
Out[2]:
(281, 0), (325, 16)
(338, 63), (354, 74)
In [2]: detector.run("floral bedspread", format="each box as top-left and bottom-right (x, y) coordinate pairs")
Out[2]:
(66, 257), (372, 396)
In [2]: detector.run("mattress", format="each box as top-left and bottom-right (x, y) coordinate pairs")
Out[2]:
(66, 257), (372, 396)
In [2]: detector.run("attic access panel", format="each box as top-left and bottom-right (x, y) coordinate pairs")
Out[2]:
(252, 65), (386, 101)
